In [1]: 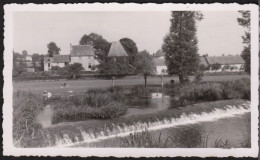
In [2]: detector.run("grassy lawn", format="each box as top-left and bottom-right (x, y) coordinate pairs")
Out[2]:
(13, 74), (249, 94)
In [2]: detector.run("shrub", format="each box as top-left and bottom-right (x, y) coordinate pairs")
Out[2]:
(222, 78), (250, 100)
(51, 87), (128, 123)
(52, 101), (127, 123)
(13, 91), (44, 147)
(194, 70), (204, 83)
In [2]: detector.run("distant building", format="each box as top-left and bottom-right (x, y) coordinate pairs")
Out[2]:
(25, 56), (32, 61)
(203, 55), (245, 72)
(44, 55), (70, 71)
(70, 45), (99, 71)
(44, 44), (99, 71)
(107, 41), (129, 63)
(153, 49), (167, 75)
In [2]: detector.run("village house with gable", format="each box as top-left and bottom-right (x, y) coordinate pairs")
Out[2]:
(44, 44), (99, 71)
(70, 44), (99, 71)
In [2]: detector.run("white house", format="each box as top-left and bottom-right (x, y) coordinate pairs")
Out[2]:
(153, 49), (167, 75)
(70, 45), (99, 71)
(205, 55), (245, 72)
(44, 55), (70, 71)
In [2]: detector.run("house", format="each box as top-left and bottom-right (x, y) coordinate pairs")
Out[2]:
(153, 49), (167, 75)
(107, 41), (129, 63)
(153, 58), (167, 75)
(204, 55), (245, 72)
(44, 55), (70, 71)
(70, 45), (99, 71)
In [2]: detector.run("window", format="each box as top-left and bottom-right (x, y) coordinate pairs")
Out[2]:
(88, 63), (91, 69)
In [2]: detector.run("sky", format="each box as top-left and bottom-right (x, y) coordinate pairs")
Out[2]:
(13, 11), (247, 56)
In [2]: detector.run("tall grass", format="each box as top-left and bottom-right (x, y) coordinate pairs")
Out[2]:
(52, 86), (128, 123)
(164, 78), (250, 108)
(114, 130), (232, 148)
(13, 91), (45, 147)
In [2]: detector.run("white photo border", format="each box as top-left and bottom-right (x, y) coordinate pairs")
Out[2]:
(3, 3), (259, 157)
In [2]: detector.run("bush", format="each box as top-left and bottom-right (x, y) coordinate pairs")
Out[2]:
(165, 78), (250, 107)
(13, 91), (44, 147)
(222, 78), (250, 100)
(52, 101), (127, 123)
(51, 87), (128, 123)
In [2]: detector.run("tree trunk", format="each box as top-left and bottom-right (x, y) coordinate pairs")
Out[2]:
(73, 74), (76, 79)
(144, 75), (147, 88)
(160, 75), (164, 88)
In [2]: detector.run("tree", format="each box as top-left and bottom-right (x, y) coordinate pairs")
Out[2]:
(210, 63), (221, 70)
(237, 11), (250, 74)
(98, 58), (129, 75)
(162, 11), (203, 83)
(119, 38), (138, 65)
(66, 63), (83, 78)
(66, 63), (84, 79)
(47, 42), (61, 57)
(13, 51), (26, 76)
(79, 33), (111, 63)
(22, 50), (28, 57)
(134, 50), (155, 88)
(31, 53), (44, 71)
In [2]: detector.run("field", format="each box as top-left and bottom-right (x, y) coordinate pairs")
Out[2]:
(13, 74), (249, 94)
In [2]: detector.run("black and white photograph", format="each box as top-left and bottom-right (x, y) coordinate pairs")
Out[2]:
(3, 3), (259, 157)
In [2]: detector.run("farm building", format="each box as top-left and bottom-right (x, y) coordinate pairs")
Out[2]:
(107, 41), (129, 63)
(70, 44), (99, 71)
(204, 55), (245, 72)
(44, 55), (70, 71)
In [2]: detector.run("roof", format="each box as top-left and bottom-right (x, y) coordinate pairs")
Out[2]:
(154, 49), (165, 57)
(108, 41), (128, 57)
(206, 55), (245, 65)
(153, 58), (166, 66)
(71, 45), (94, 57)
(44, 55), (70, 63)
(199, 56), (209, 66)
(53, 55), (70, 63)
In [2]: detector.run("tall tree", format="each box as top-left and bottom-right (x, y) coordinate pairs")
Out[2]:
(32, 53), (44, 71)
(13, 51), (26, 76)
(237, 11), (250, 74)
(47, 42), (61, 57)
(134, 50), (155, 88)
(162, 11), (203, 83)
(119, 38), (138, 65)
(22, 50), (28, 57)
(79, 33), (111, 63)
